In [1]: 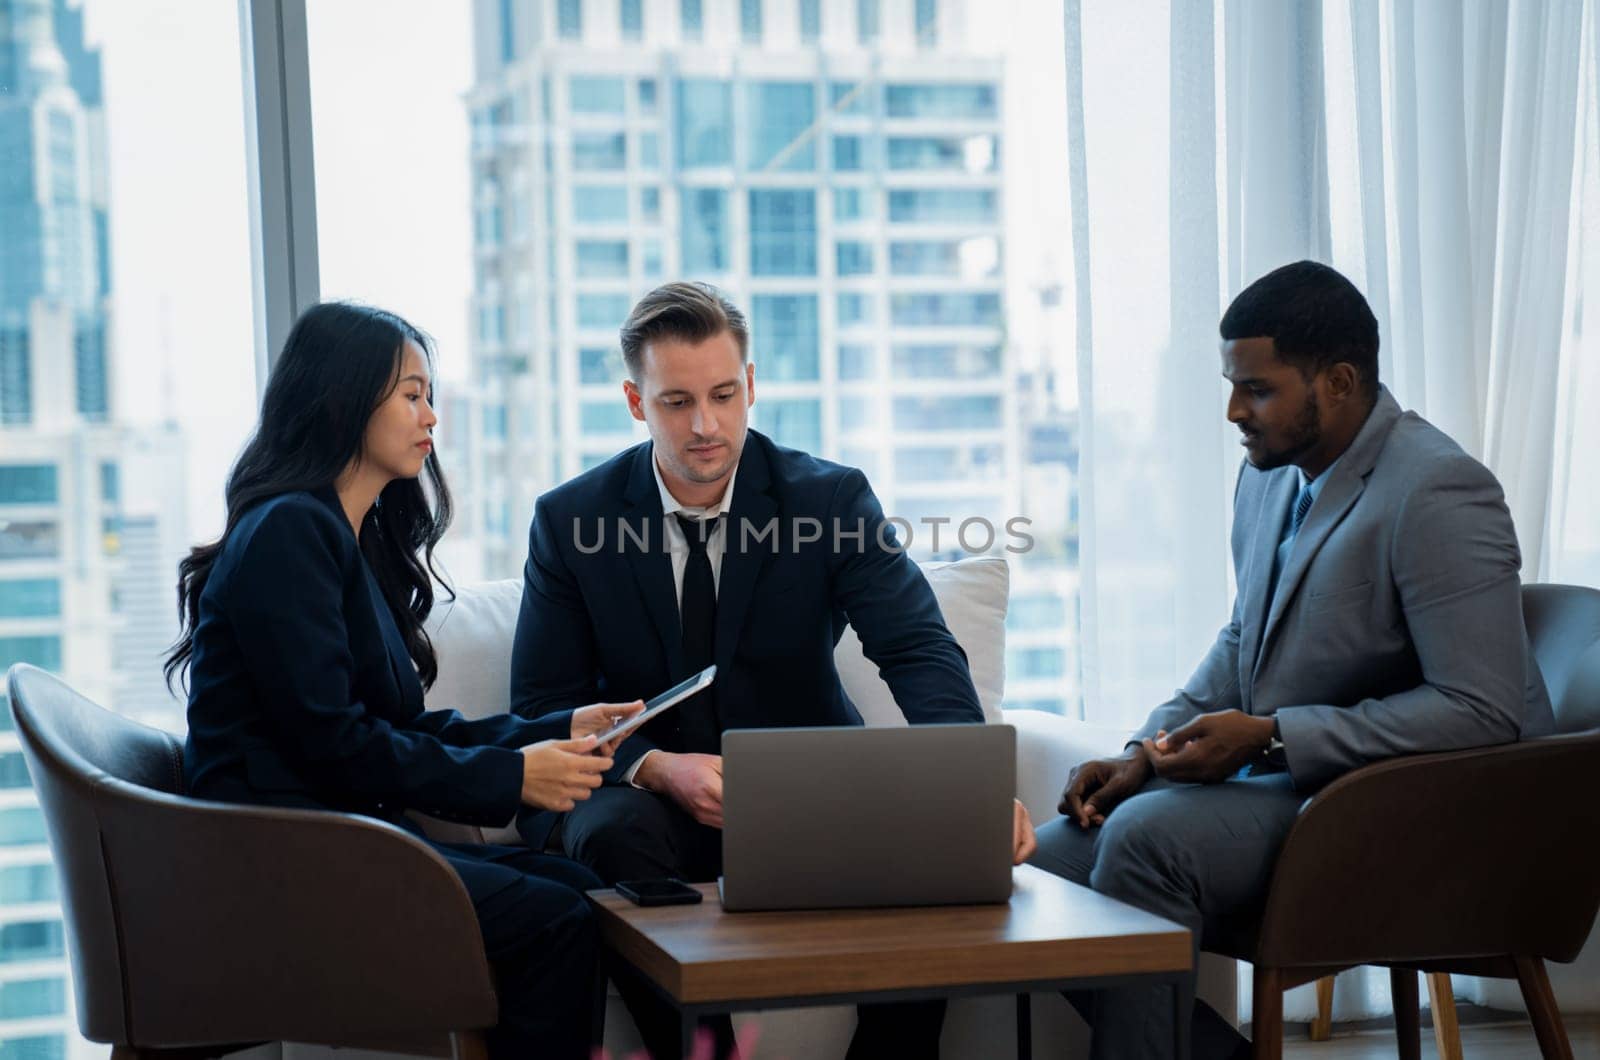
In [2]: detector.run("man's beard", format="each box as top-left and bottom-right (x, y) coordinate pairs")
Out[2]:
(1250, 389), (1322, 470)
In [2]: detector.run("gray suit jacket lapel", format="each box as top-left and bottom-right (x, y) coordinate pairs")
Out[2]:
(1252, 388), (1404, 683)
(1238, 469), (1297, 711)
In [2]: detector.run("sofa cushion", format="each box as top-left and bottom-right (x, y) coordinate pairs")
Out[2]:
(424, 556), (1008, 726)
(833, 556), (1008, 726)
(423, 578), (524, 720)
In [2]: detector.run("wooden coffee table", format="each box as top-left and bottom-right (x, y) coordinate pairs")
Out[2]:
(588, 863), (1193, 1059)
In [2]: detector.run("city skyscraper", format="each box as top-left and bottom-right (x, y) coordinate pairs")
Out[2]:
(455, 0), (1078, 713)
(0, 2), (185, 1053)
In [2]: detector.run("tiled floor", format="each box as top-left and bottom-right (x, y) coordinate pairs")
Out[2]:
(1283, 1018), (1600, 1058)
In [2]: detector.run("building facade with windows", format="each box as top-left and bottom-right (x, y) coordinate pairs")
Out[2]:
(0, 4), (185, 1054)
(462, 0), (1015, 567)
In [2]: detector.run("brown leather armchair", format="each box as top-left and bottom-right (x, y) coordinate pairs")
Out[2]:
(1230, 582), (1600, 1060)
(5, 663), (499, 1060)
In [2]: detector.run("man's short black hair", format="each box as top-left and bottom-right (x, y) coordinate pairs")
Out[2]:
(1220, 260), (1380, 399)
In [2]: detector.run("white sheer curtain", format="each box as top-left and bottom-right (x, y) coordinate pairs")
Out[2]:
(1067, 0), (1600, 1022)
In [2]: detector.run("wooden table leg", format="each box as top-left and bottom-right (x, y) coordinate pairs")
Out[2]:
(1174, 977), (1193, 1060)
(681, 1010), (697, 1060)
(1426, 972), (1463, 1060)
(1016, 992), (1032, 1060)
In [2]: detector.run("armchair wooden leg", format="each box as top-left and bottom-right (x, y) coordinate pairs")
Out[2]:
(450, 1031), (489, 1060)
(1309, 975), (1334, 1041)
(1426, 972), (1463, 1060)
(1252, 968), (1284, 1060)
(1514, 956), (1574, 1060)
(1390, 969), (1420, 1060)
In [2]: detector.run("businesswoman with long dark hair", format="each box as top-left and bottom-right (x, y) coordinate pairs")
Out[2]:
(167, 302), (642, 1059)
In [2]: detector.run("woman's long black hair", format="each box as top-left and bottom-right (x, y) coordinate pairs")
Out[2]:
(164, 302), (454, 691)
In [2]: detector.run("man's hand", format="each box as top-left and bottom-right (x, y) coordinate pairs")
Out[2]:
(635, 751), (724, 828)
(520, 737), (613, 811)
(1059, 748), (1153, 829)
(1011, 798), (1037, 864)
(1144, 710), (1276, 784)
(570, 700), (646, 757)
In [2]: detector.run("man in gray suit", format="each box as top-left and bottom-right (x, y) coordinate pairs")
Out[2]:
(1030, 261), (1555, 1059)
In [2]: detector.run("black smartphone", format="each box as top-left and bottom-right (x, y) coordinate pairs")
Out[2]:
(616, 878), (704, 907)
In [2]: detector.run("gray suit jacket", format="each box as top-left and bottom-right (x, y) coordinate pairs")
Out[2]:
(1134, 386), (1555, 790)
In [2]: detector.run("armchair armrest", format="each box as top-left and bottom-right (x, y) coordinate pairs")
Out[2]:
(93, 782), (498, 1048)
(407, 810), (491, 846)
(1005, 709), (1133, 824)
(1253, 731), (1600, 970)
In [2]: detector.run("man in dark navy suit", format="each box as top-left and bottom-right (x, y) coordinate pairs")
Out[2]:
(510, 281), (1024, 1059)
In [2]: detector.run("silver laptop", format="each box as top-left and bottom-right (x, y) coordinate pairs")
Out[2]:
(719, 724), (1015, 911)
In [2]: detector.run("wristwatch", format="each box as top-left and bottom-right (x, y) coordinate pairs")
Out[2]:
(1262, 717), (1288, 769)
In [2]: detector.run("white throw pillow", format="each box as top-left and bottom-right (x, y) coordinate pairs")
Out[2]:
(832, 557), (1008, 726)
(424, 556), (1009, 726)
(423, 579), (522, 721)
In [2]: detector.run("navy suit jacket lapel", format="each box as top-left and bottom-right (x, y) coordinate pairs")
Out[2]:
(712, 435), (777, 678)
(312, 486), (420, 717)
(364, 565), (424, 715)
(623, 444), (687, 679)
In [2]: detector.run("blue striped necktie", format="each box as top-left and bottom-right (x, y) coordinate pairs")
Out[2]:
(1270, 481), (1315, 605)
(1290, 482), (1314, 535)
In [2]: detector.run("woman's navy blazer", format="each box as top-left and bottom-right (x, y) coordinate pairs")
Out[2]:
(183, 487), (569, 828)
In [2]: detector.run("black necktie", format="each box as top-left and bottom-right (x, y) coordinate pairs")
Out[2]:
(676, 513), (720, 751)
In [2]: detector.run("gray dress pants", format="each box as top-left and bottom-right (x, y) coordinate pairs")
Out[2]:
(1028, 772), (1307, 1059)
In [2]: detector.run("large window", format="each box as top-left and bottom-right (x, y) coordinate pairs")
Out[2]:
(577, 294), (632, 330)
(888, 188), (1000, 224)
(677, 79), (733, 168)
(893, 395), (1003, 431)
(800, 0), (822, 43)
(575, 240), (630, 278)
(0, 865), (55, 905)
(894, 343), (1002, 378)
(744, 82), (816, 171)
(300, 0), (1078, 720)
(0, 468), (56, 505)
(0, 2), (255, 1047)
(885, 82), (997, 118)
(749, 190), (818, 276)
(751, 295), (820, 381)
(682, 189), (730, 274)
(570, 76), (626, 115)
(0, 581), (60, 620)
(0, 1), (1088, 1051)
(890, 237), (1000, 277)
(890, 292), (1003, 328)
(572, 131), (627, 170)
(887, 135), (998, 173)
(760, 399), (823, 452)
(573, 185), (630, 224)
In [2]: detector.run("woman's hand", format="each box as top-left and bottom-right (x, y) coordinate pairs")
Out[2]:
(571, 700), (646, 757)
(519, 737), (612, 811)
